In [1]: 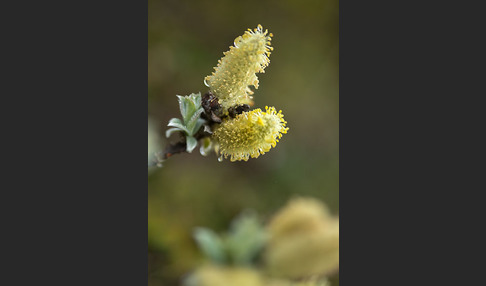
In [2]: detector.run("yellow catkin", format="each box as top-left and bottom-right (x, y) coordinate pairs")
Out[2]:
(212, 106), (288, 162)
(188, 265), (264, 286)
(205, 25), (273, 112)
(267, 198), (333, 242)
(264, 198), (339, 279)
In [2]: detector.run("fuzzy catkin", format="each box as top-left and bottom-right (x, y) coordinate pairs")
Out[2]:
(205, 25), (273, 112)
(212, 106), (288, 162)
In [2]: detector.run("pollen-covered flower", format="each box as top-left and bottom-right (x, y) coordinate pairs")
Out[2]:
(204, 25), (273, 112)
(212, 106), (288, 162)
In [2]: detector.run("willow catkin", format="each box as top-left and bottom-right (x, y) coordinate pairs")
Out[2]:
(205, 25), (273, 112)
(212, 106), (288, 162)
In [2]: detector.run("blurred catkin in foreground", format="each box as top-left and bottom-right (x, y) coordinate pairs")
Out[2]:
(264, 198), (339, 279)
(184, 265), (264, 286)
(184, 198), (337, 285)
(184, 264), (329, 286)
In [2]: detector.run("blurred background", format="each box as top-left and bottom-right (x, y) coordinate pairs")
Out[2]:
(148, 0), (338, 285)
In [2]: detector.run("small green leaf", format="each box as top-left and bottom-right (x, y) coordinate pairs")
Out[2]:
(200, 137), (213, 156)
(226, 210), (267, 265)
(165, 127), (182, 138)
(167, 93), (207, 155)
(167, 118), (188, 134)
(193, 92), (202, 107)
(176, 95), (188, 118)
(178, 93), (202, 122)
(193, 118), (206, 136)
(185, 108), (204, 134)
(193, 227), (227, 264)
(186, 136), (197, 153)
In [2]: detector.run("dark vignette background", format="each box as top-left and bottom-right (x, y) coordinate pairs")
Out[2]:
(7, 0), (463, 285)
(148, 0), (339, 285)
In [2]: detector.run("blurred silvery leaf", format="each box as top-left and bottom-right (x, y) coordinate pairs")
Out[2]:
(193, 227), (227, 264)
(193, 210), (267, 266)
(148, 118), (163, 168)
(225, 210), (267, 265)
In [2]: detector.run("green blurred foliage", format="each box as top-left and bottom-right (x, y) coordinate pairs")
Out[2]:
(148, 0), (338, 285)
